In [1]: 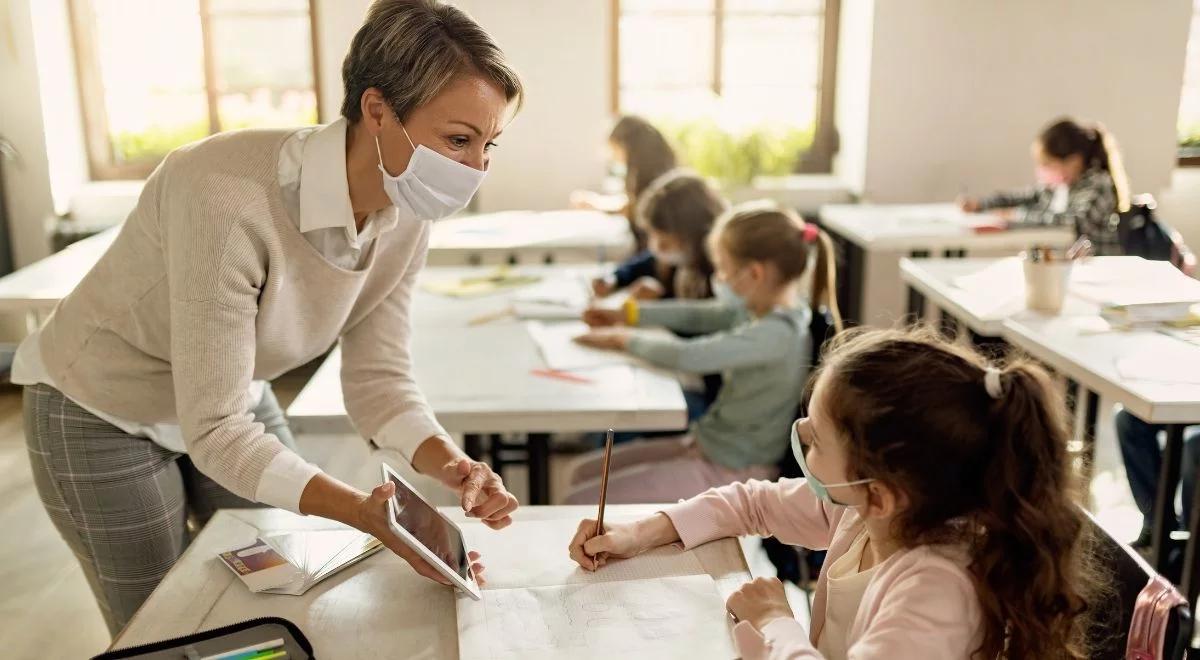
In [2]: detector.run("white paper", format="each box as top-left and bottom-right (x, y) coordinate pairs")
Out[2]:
(1116, 351), (1200, 384)
(526, 321), (647, 371)
(512, 275), (592, 320)
(457, 575), (736, 660)
(460, 519), (706, 591)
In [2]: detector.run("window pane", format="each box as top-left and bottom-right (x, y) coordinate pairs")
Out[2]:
(211, 14), (317, 129)
(619, 14), (713, 90)
(90, 0), (208, 166)
(208, 0), (307, 11)
(725, 0), (822, 14)
(622, 0), (714, 14)
(723, 15), (820, 90)
(1179, 0), (1200, 150)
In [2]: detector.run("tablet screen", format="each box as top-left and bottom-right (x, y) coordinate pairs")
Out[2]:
(385, 471), (470, 580)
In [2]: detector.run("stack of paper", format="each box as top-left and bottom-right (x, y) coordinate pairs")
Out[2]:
(423, 268), (542, 298)
(218, 530), (384, 596)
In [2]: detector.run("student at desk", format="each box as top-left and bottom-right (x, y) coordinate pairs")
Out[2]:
(573, 116), (680, 300)
(17, 0), (520, 635)
(570, 202), (841, 504)
(959, 117), (1130, 256)
(1116, 411), (1200, 551)
(569, 329), (1105, 659)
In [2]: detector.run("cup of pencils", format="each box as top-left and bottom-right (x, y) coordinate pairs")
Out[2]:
(1021, 239), (1090, 314)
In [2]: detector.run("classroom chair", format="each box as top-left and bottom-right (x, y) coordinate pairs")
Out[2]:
(1086, 507), (1192, 659)
(762, 305), (840, 587)
(1118, 195), (1196, 276)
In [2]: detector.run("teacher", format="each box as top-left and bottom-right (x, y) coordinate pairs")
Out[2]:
(16, 0), (522, 636)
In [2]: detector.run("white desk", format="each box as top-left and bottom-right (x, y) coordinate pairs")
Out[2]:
(0, 226), (117, 329)
(902, 255), (1200, 580)
(110, 506), (752, 658)
(287, 265), (689, 503)
(427, 209), (633, 266)
(818, 203), (1073, 327)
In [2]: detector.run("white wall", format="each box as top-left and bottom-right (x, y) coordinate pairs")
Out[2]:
(845, 0), (1191, 204)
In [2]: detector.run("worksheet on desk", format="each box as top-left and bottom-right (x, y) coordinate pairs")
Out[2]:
(456, 520), (737, 660)
(457, 575), (736, 660)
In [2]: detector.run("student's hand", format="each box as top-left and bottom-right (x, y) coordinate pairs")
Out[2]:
(591, 277), (615, 298)
(354, 481), (453, 585)
(628, 277), (665, 301)
(467, 550), (488, 587)
(570, 190), (600, 210)
(726, 577), (795, 631)
(582, 307), (624, 327)
(437, 458), (519, 530)
(957, 195), (981, 213)
(568, 519), (647, 571)
(574, 328), (632, 350)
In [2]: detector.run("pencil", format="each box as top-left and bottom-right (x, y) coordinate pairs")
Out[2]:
(595, 428), (614, 541)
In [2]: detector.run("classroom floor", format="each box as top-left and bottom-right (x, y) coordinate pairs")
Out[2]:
(0, 374), (1141, 658)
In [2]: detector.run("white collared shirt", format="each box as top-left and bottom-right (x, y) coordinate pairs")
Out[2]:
(278, 117), (401, 270)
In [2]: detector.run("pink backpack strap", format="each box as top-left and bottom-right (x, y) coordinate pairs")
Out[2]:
(1126, 575), (1187, 660)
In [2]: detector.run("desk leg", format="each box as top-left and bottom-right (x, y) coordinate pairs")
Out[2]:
(906, 285), (926, 323)
(830, 234), (863, 326)
(1184, 460), (1200, 609)
(938, 309), (961, 341)
(1080, 390), (1099, 484)
(528, 433), (551, 505)
(465, 434), (484, 462)
(1152, 425), (1186, 571)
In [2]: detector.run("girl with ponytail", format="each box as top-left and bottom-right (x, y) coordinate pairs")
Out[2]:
(959, 116), (1129, 256)
(568, 326), (1106, 659)
(565, 202), (842, 505)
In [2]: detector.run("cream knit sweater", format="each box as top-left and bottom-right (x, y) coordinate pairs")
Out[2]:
(37, 128), (444, 502)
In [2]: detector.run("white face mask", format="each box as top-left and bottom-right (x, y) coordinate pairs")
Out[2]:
(376, 123), (486, 221)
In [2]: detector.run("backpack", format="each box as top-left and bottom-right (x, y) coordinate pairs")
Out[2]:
(1118, 195), (1196, 276)
(1125, 575), (1189, 660)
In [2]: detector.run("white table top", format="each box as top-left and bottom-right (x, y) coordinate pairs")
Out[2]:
(0, 210), (632, 315)
(427, 209), (633, 266)
(900, 256), (1106, 337)
(818, 203), (1074, 252)
(287, 265), (688, 435)
(900, 256), (1200, 423)
(110, 506), (752, 658)
(0, 225), (118, 313)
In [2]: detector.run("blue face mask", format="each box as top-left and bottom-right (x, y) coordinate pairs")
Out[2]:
(791, 421), (874, 506)
(713, 281), (744, 307)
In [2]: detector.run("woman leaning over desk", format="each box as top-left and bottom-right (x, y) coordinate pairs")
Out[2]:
(16, 0), (521, 635)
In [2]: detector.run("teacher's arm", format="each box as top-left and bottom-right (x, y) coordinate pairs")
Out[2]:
(167, 213), (452, 583)
(340, 223), (518, 529)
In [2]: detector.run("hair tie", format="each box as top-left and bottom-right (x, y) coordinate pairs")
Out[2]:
(802, 223), (820, 244)
(984, 367), (1004, 399)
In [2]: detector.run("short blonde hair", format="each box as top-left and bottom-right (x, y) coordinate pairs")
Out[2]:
(340, 0), (524, 122)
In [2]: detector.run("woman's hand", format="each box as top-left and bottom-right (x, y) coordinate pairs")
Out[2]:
(957, 195), (981, 213)
(354, 481), (453, 584)
(628, 277), (665, 301)
(574, 327), (632, 351)
(591, 277), (615, 298)
(567, 513), (682, 571)
(582, 307), (624, 328)
(726, 577), (795, 631)
(436, 458), (519, 529)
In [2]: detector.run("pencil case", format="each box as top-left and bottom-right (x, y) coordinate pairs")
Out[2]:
(91, 616), (314, 660)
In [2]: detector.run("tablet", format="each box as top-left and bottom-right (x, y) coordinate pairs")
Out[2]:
(380, 463), (482, 600)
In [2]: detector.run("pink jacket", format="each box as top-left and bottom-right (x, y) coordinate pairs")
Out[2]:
(662, 478), (984, 659)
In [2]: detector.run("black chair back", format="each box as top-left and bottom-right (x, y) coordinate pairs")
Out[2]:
(1085, 508), (1192, 659)
(1118, 195), (1196, 275)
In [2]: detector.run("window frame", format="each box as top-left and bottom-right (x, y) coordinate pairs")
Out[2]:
(67, 0), (322, 180)
(609, 0), (841, 174)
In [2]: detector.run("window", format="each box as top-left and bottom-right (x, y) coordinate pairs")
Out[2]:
(1178, 0), (1200, 165)
(612, 0), (840, 182)
(68, 0), (320, 180)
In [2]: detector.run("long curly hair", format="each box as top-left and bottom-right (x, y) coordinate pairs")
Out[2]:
(813, 327), (1109, 659)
